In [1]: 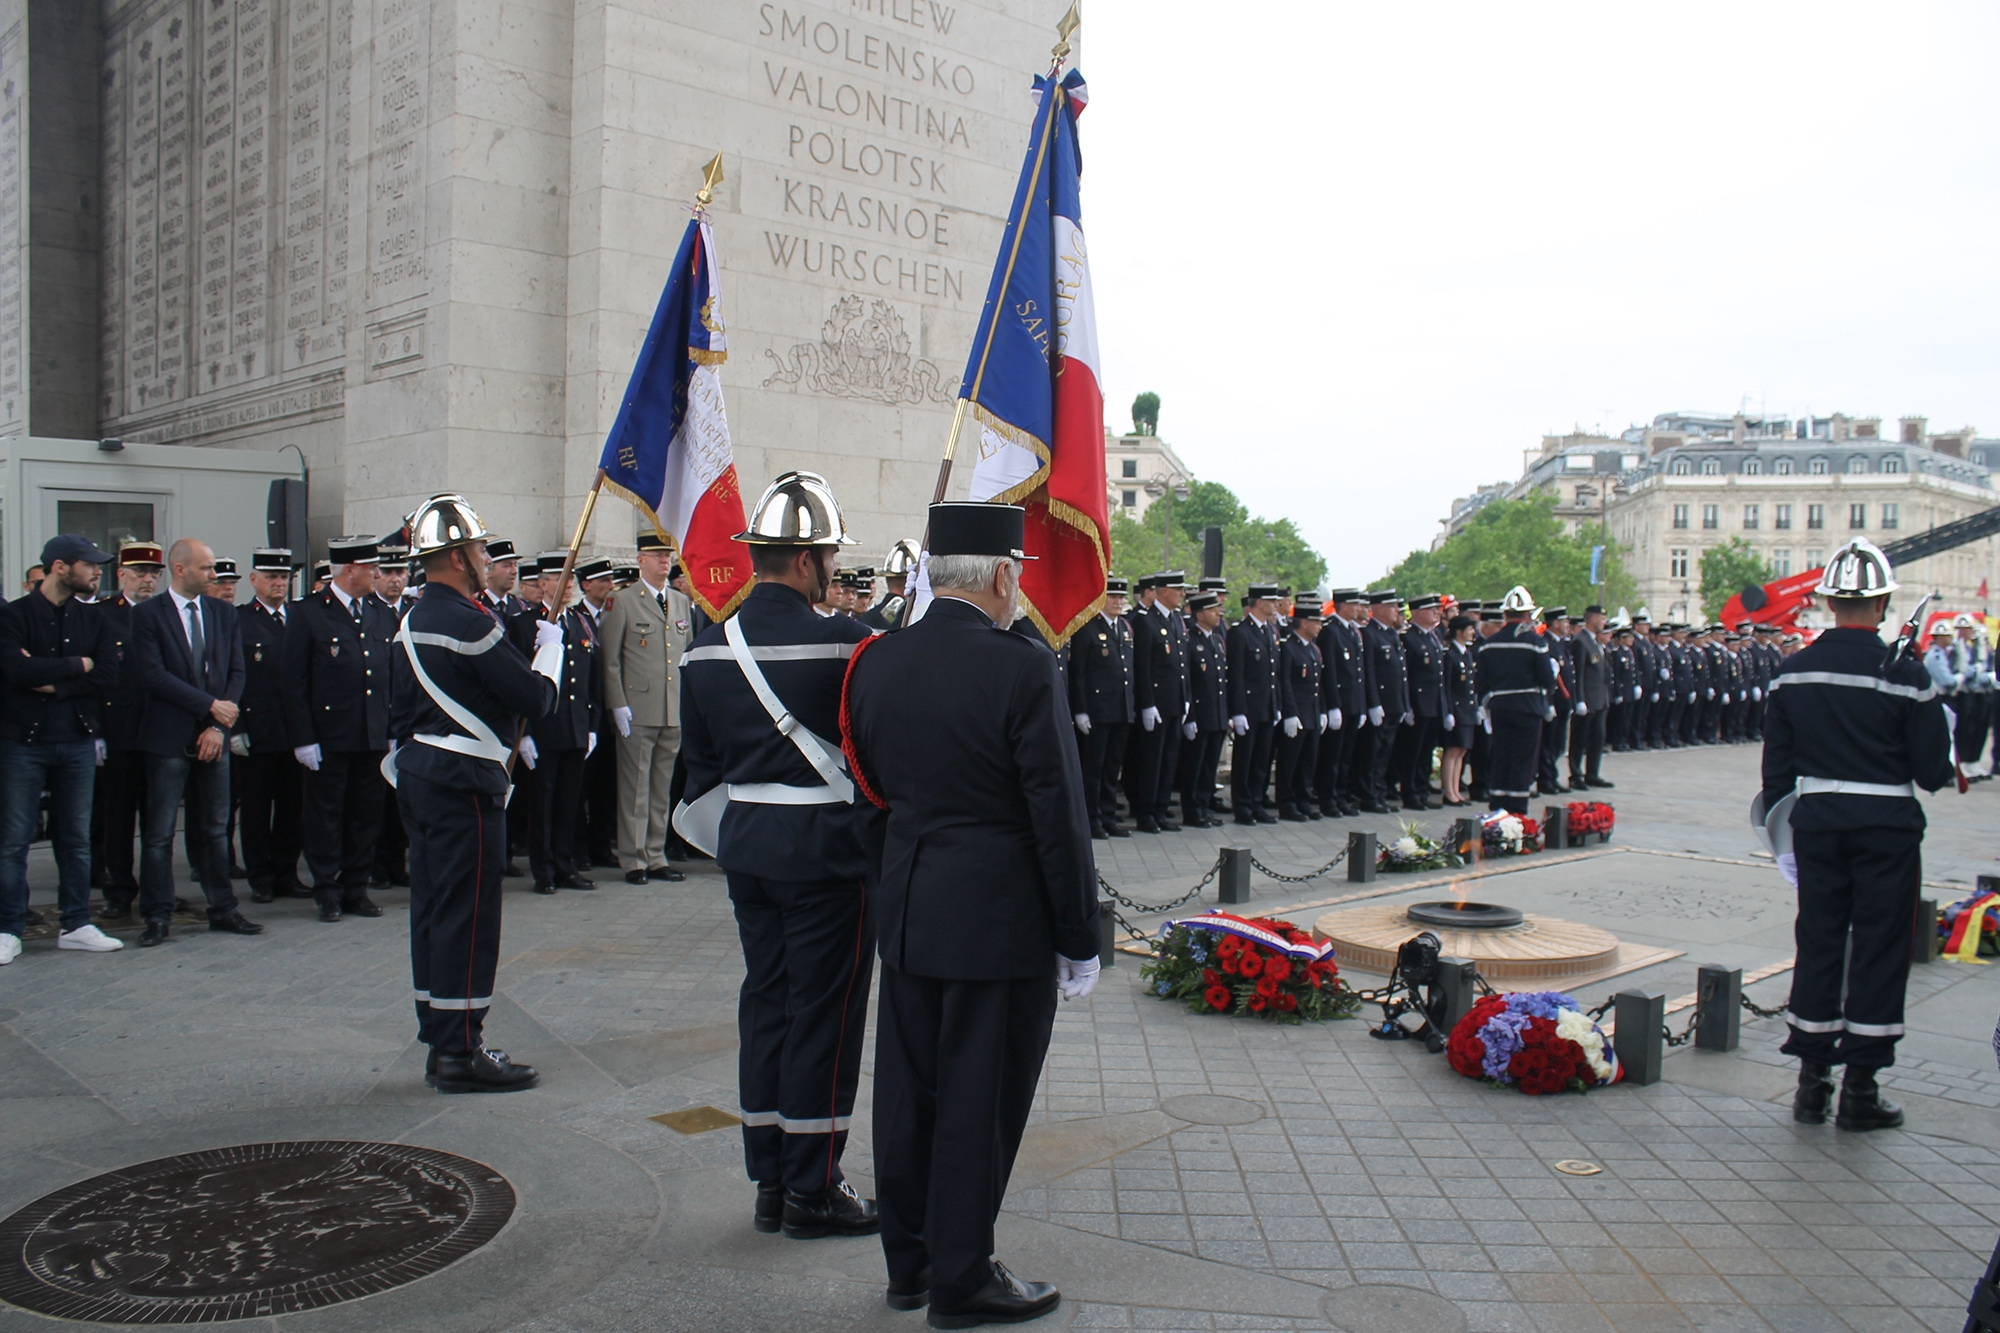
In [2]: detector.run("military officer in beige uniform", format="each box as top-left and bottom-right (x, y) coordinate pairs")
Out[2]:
(600, 531), (694, 884)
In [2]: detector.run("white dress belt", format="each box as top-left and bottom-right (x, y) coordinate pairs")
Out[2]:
(729, 781), (852, 805)
(1796, 777), (1916, 799)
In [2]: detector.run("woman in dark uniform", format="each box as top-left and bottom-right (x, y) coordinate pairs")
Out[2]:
(1441, 614), (1479, 806)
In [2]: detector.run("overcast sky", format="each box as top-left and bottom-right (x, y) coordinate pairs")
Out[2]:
(1079, 1), (2000, 583)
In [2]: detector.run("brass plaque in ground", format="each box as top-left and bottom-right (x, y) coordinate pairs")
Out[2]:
(0, 1140), (514, 1324)
(650, 1105), (742, 1135)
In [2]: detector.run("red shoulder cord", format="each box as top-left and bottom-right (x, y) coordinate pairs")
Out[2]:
(839, 633), (892, 811)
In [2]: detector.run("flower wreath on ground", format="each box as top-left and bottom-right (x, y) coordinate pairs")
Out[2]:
(1379, 821), (1464, 873)
(1143, 911), (1361, 1023)
(1480, 810), (1542, 857)
(1446, 990), (1622, 1094)
(1564, 801), (1615, 838)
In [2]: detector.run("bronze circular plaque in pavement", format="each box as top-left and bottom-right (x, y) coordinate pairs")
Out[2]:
(0, 1141), (514, 1324)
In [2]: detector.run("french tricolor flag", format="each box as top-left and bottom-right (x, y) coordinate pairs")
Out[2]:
(959, 67), (1109, 646)
(598, 216), (753, 620)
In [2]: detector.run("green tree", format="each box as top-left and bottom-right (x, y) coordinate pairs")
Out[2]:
(1130, 391), (1159, 436)
(1698, 538), (1773, 622)
(1375, 493), (1635, 614)
(1108, 477), (1325, 594)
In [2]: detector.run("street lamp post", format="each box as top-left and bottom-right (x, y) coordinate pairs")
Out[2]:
(1143, 470), (1192, 564)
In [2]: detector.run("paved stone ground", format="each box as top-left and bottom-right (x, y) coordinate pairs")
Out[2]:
(4, 742), (2000, 1332)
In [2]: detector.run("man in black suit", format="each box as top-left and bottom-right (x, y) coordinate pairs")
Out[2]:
(234, 548), (307, 904)
(843, 501), (1097, 1328)
(131, 538), (260, 946)
(283, 536), (396, 923)
(1067, 577), (1134, 838)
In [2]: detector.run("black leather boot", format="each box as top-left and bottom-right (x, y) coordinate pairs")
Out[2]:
(1792, 1060), (1835, 1124)
(1835, 1066), (1905, 1131)
(433, 1047), (540, 1094)
(753, 1181), (783, 1234)
(781, 1180), (879, 1239)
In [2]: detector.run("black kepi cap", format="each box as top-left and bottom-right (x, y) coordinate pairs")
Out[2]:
(636, 531), (672, 553)
(926, 502), (1032, 559)
(1367, 589), (1399, 605)
(1408, 593), (1441, 611)
(328, 536), (380, 565)
(1186, 591), (1219, 612)
(485, 539), (517, 561)
(212, 558), (241, 581)
(574, 556), (613, 582)
(1105, 576), (1130, 595)
(251, 547), (293, 572)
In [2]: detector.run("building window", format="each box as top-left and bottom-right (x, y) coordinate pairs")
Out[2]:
(1881, 503), (1899, 529)
(1806, 548), (1824, 569)
(1775, 457), (1794, 475)
(1672, 503), (1690, 530)
(1669, 458), (1691, 476)
(1743, 504), (1760, 530)
(1773, 549), (1792, 576)
(1807, 503), (1825, 530)
(1882, 456), (1902, 474)
(1744, 457), (1762, 476)
(1121, 459), (1138, 479)
(1846, 455), (1869, 475)
(1121, 490), (1137, 508)
(1775, 503), (1792, 530)
(1701, 457), (1721, 476)
(1702, 504), (1720, 530)
(1809, 456), (1828, 474)
(1848, 503), (1866, 530)
(1669, 549), (1689, 579)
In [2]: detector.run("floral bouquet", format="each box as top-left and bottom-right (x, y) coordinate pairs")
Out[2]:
(1564, 801), (1615, 839)
(1480, 810), (1542, 857)
(1143, 911), (1361, 1024)
(1378, 821), (1464, 873)
(1446, 991), (1621, 1094)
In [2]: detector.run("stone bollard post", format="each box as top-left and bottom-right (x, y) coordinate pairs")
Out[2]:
(1449, 818), (1483, 865)
(1613, 989), (1665, 1086)
(1218, 846), (1251, 905)
(1098, 901), (1116, 968)
(1347, 830), (1377, 882)
(1694, 964), (1741, 1052)
(1542, 804), (1571, 849)
(1432, 957), (1477, 1036)
(1912, 896), (1939, 965)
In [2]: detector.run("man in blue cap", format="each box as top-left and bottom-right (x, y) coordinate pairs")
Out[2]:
(0, 535), (125, 965)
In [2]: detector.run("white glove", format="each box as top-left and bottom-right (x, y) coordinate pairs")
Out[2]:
(1776, 851), (1798, 888)
(1752, 687), (1762, 701)
(1721, 693), (1731, 704)
(1318, 712), (1330, 733)
(586, 731), (597, 759)
(1182, 720), (1198, 740)
(1230, 714), (1249, 736)
(534, 619), (564, 650)
(1651, 692), (1661, 703)
(1706, 688), (1716, 700)
(1633, 685), (1643, 701)
(1660, 668), (1670, 681)
(1368, 706), (1385, 727)
(1283, 715), (1301, 738)
(229, 733), (251, 757)
(1575, 701), (1588, 716)
(1329, 708), (1342, 730)
(1074, 712), (1093, 735)
(517, 736), (539, 769)
(1443, 713), (1454, 730)
(612, 705), (632, 737)
(294, 744), (322, 771)
(1401, 711), (1414, 726)
(1141, 706), (1161, 732)
(1056, 954), (1102, 1001)
(94, 739), (107, 765)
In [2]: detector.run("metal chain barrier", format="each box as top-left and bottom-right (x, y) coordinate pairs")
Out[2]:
(1662, 1011), (1702, 1048)
(1247, 846), (1349, 883)
(1740, 993), (1787, 1021)
(1096, 857), (1222, 918)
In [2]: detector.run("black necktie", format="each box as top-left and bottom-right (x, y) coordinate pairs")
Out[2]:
(657, 592), (669, 618)
(186, 600), (205, 675)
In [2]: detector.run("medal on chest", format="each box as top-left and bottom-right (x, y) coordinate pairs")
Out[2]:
(330, 641), (340, 658)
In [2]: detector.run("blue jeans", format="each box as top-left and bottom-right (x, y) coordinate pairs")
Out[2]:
(141, 753), (239, 923)
(0, 738), (98, 937)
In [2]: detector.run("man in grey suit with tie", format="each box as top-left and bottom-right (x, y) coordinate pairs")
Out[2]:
(131, 538), (262, 946)
(600, 532), (693, 884)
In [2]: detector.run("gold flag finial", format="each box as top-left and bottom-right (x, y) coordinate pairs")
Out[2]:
(695, 152), (725, 208)
(1052, 1), (1080, 61)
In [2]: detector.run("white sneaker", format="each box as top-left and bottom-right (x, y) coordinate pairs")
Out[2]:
(57, 924), (124, 953)
(0, 933), (19, 965)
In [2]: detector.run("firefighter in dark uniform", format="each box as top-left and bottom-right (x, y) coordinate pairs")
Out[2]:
(1395, 594), (1448, 810)
(1607, 626), (1636, 751)
(234, 549), (307, 903)
(861, 539), (919, 632)
(1762, 538), (1954, 1131)
(1467, 603), (1502, 799)
(1678, 625), (1707, 746)
(1226, 584), (1283, 824)
(1120, 576), (1163, 827)
(94, 540), (163, 917)
(841, 501), (1097, 1327)
(1176, 589), (1229, 828)
(1476, 586), (1554, 814)
(1134, 571), (1191, 832)
(369, 541), (416, 890)
(677, 471), (882, 1240)
(1535, 607), (1573, 794)
(282, 536), (396, 922)
(1567, 606), (1611, 787)
(1314, 590), (1365, 817)
(523, 551), (598, 894)
(1356, 590), (1409, 813)
(1068, 577), (1135, 838)
(1627, 611), (1655, 749)
(572, 556), (621, 867)
(390, 494), (560, 1093)
(1274, 597), (1324, 820)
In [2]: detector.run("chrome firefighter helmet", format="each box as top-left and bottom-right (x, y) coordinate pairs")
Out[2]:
(882, 538), (921, 577)
(733, 470), (859, 545)
(1814, 538), (1898, 599)
(1500, 585), (1538, 615)
(1954, 612), (1977, 630)
(406, 493), (491, 558)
